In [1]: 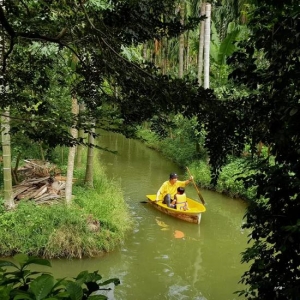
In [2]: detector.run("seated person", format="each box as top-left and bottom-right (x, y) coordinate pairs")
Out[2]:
(156, 173), (192, 208)
(171, 187), (189, 210)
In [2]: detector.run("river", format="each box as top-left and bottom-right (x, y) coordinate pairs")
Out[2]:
(49, 131), (249, 300)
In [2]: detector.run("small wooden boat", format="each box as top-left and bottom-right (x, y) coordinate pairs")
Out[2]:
(146, 194), (206, 224)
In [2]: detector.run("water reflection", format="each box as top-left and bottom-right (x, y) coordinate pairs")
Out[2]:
(10, 132), (248, 300)
(98, 132), (248, 300)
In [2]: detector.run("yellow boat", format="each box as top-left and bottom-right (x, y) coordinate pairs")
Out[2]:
(146, 194), (206, 224)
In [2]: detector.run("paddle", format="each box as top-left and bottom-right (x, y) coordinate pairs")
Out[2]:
(186, 167), (205, 205)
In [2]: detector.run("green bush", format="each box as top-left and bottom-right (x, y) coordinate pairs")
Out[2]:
(188, 160), (211, 188)
(215, 158), (257, 200)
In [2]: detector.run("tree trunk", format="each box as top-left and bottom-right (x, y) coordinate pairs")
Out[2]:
(197, 2), (206, 86)
(185, 30), (190, 71)
(1, 109), (15, 209)
(142, 42), (148, 61)
(75, 102), (85, 168)
(65, 97), (78, 204)
(178, 0), (185, 78)
(203, 3), (211, 89)
(84, 121), (95, 188)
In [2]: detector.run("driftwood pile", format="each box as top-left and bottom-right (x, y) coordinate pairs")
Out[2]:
(13, 160), (67, 204)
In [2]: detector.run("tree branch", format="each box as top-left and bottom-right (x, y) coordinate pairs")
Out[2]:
(0, 5), (15, 37)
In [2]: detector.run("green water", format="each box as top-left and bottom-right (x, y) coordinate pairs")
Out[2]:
(45, 132), (249, 299)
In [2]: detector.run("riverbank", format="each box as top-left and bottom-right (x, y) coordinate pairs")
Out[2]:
(0, 148), (132, 258)
(136, 125), (256, 202)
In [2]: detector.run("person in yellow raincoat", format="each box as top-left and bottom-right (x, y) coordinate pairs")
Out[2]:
(155, 173), (192, 208)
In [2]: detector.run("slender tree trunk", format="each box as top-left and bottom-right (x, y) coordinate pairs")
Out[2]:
(142, 42), (148, 61)
(1, 1), (14, 209)
(84, 121), (95, 187)
(153, 39), (160, 65)
(75, 102), (85, 168)
(203, 3), (211, 89)
(164, 38), (169, 73)
(197, 2), (206, 86)
(160, 37), (165, 74)
(65, 97), (78, 204)
(1, 109), (14, 209)
(185, 30), (190, 71)
(178, 0), (185, 78)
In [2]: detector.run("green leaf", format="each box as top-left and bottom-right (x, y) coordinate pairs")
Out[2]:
(30, 274), (55, 300)
(218, 29), (240, 65)
(13, 254), (28, 267)
(12, 291), (33, 300)
(0, 261), (18, 269)
(0, 286), (11, 300)
(65, 281), (83, 300)
(75, 271), (102, 285)
(24, 258), (52, 269)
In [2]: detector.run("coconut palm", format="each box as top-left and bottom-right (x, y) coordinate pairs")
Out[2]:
(203, 3), (211, 89)
(178, 0), (185, 78)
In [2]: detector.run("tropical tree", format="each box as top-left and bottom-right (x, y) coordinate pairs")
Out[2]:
(202, 1), (300, 298)
(203, 2), (211, 89)
(197, 2), (206, 86)
(0, 0), (205, 203)
(178, 0), (185, 78)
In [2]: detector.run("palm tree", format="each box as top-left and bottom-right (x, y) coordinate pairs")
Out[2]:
(203, 3), (211, 89)
(178, 0), (185, 78)
(197, 2), (206, 86)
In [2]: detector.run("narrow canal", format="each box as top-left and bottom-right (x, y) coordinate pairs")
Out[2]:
(50, 131), (249, 300)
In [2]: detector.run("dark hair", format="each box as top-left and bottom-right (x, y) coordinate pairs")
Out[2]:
(169, 173), (178, 179)
(177, 187), (185, 194)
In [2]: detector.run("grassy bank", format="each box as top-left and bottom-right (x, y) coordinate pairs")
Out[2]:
(0, 149), (132, 258)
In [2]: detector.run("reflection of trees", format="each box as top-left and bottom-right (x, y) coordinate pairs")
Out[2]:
(192, 241), (203, 289)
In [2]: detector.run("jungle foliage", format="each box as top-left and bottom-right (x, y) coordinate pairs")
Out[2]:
(0, 0), (205, 148)
(203, 1), (300, 299)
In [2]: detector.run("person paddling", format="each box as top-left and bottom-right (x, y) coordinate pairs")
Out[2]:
(155, 173), (193, 208)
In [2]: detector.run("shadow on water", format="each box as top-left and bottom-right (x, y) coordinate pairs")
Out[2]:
(30, 132), (250, 299)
